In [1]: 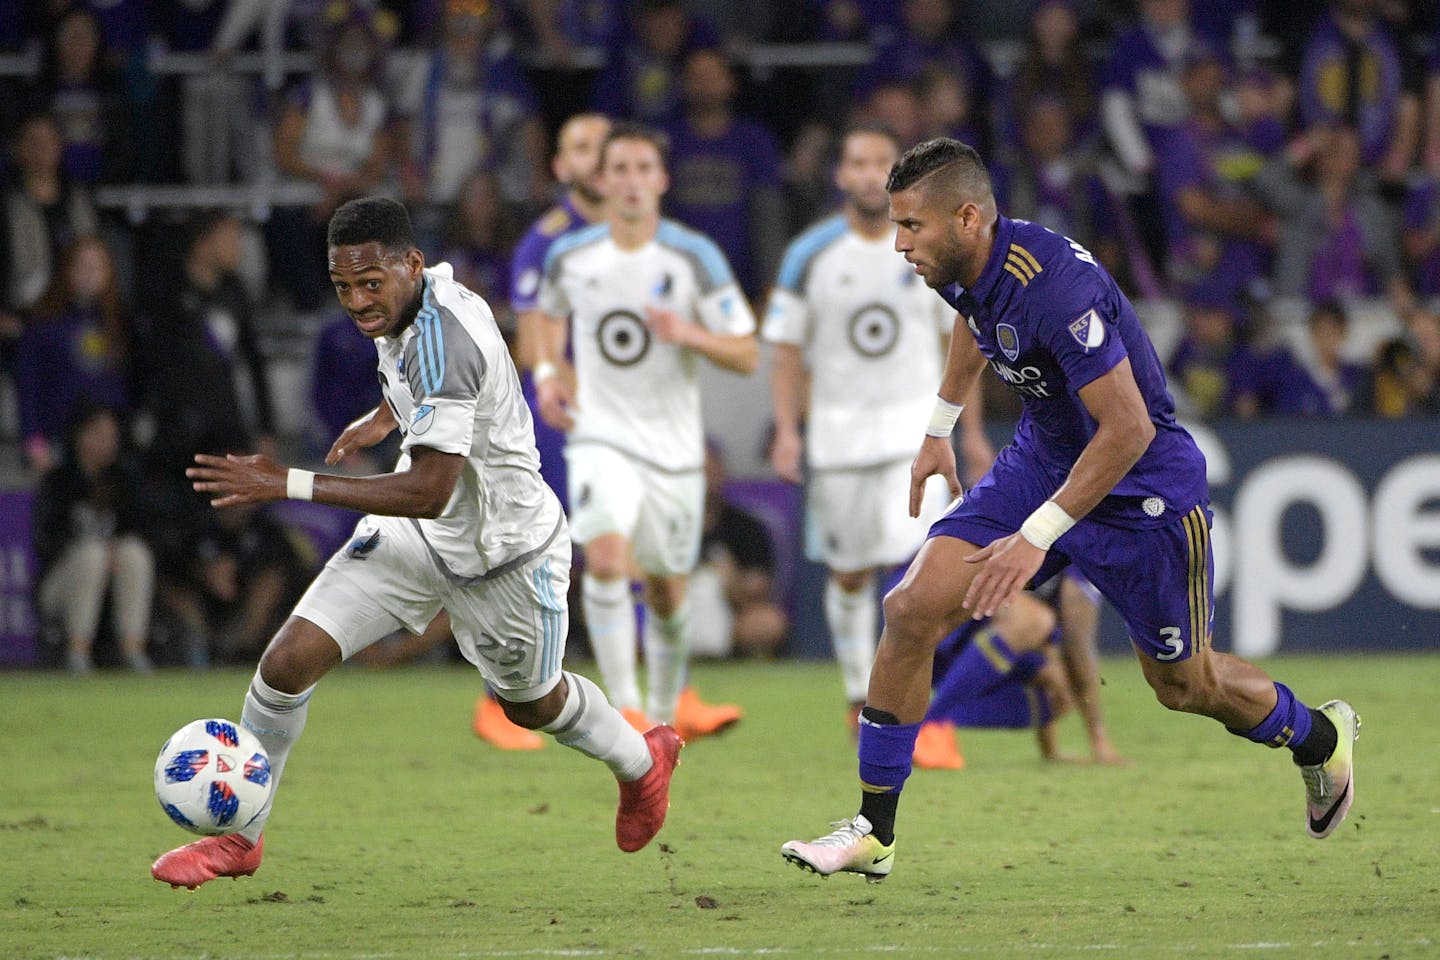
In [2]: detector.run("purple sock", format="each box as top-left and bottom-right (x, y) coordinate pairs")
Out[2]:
(1231, 682), (1313, 748)
(857, 709), (919, 844)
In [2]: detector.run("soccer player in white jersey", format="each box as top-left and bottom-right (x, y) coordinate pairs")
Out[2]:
(765, 125), (990, 731)
(152, 198), (681, 891)
(532, 123), (759, 739)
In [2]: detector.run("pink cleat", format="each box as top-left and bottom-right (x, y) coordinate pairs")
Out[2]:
(152, 834), (263, 890)
(616, 725), (683, 852)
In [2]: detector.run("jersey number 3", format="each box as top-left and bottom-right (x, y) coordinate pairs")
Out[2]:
(1155, 626), (1184, 661)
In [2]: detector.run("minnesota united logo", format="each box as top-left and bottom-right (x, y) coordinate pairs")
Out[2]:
(996, 323), (1020, 361)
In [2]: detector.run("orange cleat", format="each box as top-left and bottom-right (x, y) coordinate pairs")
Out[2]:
(673, 686), (742, 742)
(846, 702), (864, 739)
(152, 833), (264, 890)
(912, 720), (966, 770)
(616, 725), (683, 852)
(620, 707), (654, 733)
(472, 695), (545, 751)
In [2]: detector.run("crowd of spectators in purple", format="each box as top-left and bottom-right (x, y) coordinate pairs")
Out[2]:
(4, 0), (1440, 670)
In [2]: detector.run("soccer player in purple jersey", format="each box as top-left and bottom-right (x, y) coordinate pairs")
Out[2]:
(781, 138), (1360, 883)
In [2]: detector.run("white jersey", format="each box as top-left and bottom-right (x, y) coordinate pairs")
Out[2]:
(763, 215), (953, 471)
(539, 219), (756, 472)
(373, 263), (563, 580)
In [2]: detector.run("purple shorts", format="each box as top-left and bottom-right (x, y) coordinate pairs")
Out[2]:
(929, 444), (1213, 662)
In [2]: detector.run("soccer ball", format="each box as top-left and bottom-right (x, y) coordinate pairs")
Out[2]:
(154, 719), (272, 836)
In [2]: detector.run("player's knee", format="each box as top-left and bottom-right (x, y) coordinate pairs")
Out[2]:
(881, 583), (943, 643)
(257, 620), (339, 694)
(831, 570), (871, 594)
(500, 680), (567, 729)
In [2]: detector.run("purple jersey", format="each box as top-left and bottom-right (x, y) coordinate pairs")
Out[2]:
(938, 216), (1207, 527)
(510, 196), (587, 313)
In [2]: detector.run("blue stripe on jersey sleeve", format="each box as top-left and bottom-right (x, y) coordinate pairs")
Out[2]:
(414, 285), (446, 396)
(656, 220), (734, 288)
(775, 215), (847, 293)
(541, 221), (609, 273)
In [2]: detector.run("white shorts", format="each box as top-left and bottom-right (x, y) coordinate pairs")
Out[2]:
(292, 514), (571, 702)
(564, 442), (703, 577)
(806, 460), (954, 572)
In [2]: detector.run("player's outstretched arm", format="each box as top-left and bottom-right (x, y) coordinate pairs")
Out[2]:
(189, 445), (465, 519)
(325, 403), (398, 465)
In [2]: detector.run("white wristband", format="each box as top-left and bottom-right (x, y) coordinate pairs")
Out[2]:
(286, 468), (316, 502)
(532, 361), (558, 384)
(1019, 500), (1075, 551)
(925, 396), (966, 438)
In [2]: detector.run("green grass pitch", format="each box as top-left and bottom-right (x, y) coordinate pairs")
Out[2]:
(2, 655), (1437, 960)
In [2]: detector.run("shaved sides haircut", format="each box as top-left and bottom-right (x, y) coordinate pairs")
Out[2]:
(885, 137), (992, 205)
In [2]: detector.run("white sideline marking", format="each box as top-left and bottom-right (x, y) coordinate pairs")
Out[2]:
(60, 939), (1430, 959)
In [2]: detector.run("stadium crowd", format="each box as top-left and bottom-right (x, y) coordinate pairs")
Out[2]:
(3, 0), (1440, 672)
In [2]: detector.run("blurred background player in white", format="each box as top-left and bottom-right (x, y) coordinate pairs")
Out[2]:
(533, 123), (759, 741)
(765, 125), (991, 731)
(152, 198), (680, 890)
(471, 111), (613, 751)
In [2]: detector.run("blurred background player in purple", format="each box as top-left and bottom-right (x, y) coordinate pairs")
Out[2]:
(914, 572), (1123, 769)
(1275, 300), (1371, 417)
(663, 48), (784, 299)
(32, 402), (154, 675)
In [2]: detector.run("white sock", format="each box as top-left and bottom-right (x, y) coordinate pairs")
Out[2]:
(826, 577), (877, 702)
(583, 574), (641, 711)
(644, 602), (689, 723)
(541, 672), (653, 781)
(238, 670), (315, 843)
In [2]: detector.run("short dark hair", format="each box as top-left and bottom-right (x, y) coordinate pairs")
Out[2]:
(600, 121), (669, 169)
(885, 137), (991, 201)
(327, 197), (416, 253)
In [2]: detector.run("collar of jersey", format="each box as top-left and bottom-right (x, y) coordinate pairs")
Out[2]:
(961, 214), (1016, 305)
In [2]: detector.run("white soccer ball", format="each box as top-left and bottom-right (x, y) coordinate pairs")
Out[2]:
(154, 719), (272, 836)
